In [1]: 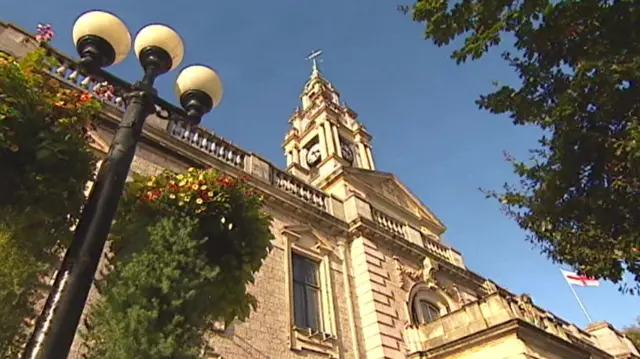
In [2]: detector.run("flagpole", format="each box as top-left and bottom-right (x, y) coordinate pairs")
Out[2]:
(565, 278), (594, 323)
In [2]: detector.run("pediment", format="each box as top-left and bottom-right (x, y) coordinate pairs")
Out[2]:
(344, 167), (446, 233)
(281, 224), (336, 254)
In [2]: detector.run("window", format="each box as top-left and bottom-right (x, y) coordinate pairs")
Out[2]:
(412, 299), (441, 324)
(282, 227), (339, 357)
(292, 253), (322, 332)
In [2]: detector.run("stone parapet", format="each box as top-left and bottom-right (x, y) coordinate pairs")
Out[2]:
(586, 321), (640, 358)
(403, 291), (618, 359)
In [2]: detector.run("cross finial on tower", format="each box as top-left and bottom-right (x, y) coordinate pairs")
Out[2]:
(306, 49), (323, 74)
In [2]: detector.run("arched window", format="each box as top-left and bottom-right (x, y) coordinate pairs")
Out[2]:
(407, 285), (449, 325)
(411, 299), (441, 324)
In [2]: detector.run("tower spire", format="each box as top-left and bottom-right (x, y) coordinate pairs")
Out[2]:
(283, 51), (376, 183)
(306, 49), (323, 76)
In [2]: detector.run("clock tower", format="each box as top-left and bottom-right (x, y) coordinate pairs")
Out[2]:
(282, 52), (375, 188)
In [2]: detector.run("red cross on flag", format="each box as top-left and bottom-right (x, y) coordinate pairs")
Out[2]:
(561, 269), (600, 287)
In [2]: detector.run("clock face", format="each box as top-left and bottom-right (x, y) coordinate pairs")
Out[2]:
(340, 142), (354, 164)
(306, 143), (322, 167)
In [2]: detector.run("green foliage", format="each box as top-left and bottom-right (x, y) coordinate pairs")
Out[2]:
(0, 222), (46, 358)
(83, 168), (274, 359)
(404, 0), (640, 291)
(0, 49), (101, 354)
(624, 317), (640, 349)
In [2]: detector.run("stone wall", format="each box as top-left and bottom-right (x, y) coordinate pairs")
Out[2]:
(208, 213), (361, 358)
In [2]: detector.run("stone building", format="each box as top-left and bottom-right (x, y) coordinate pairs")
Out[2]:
(1, 21), (639, 359)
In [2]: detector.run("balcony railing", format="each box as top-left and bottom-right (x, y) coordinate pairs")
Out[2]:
(46, 55), (127, 112)
(167, 121), (247, 170)
(403, 291), (600, 356)
(422, 236), (452, 262)
(371, 207), (406, 238)
(271, 167), (329, 211)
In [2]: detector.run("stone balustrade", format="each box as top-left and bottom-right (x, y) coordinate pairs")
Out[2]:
(370, 207), (406, 238)
(343, 196), (464, 267)
(422, 236), (453, 262)
(403, 291), (606, 357)
(271, 167), (329, 211)
(45, 51), (128, 112)
(167, 121), (247, 170)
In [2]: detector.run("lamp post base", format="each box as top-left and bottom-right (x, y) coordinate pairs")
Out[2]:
(35, 90), (154, 359)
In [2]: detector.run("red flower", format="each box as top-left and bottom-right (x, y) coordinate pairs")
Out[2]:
(79, 92), (92, 102)
(216, 176), (233, 187)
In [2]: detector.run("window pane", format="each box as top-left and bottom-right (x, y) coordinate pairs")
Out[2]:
(418, 301), (441, 323)
(293, 254), (318, 286)
(291, 253), (322, 331)
(306, 287), (322, 332)
(426, 303), (440, 322)
(293, 282), (307, 328)
(414, 299), (441, 324)
(412, 300), (421, 324)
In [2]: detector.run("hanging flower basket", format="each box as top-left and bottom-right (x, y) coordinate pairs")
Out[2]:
(83, 168), (274, 358)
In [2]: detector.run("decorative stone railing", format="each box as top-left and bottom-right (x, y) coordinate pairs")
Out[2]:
(167, 121), (247, 169)
(370, 207), (406, 238)
(422, 236), (452, 262)
(343, 197), (465, 267)
(403, 291), (602, 357)
(271, 167), (329, 211)
(45, 52), (128, 112)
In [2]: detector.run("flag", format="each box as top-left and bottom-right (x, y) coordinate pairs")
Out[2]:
(561, 269), (600, 287)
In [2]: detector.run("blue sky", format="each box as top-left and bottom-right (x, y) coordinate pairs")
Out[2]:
(2, 0), (637, 329)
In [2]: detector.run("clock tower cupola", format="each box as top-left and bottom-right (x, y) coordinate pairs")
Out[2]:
(282, 51), (375, 186)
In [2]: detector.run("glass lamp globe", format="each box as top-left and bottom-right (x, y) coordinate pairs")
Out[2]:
(134, 24), (184, 72)
(175, 65), (223, 109)
(174, 65), (223, 121)
(72, 10), (131, 66)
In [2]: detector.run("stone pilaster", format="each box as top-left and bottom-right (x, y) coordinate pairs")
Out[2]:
(350, 236), (405, 359)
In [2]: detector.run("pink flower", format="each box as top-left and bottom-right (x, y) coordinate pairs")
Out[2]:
(93, 81), (116, 102)
(35, 23), (55, 43)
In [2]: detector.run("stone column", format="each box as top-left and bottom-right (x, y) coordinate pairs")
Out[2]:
(324, 122), (336, 155)
(300, 148), (309, 169)
(357, 142), (369, 169)
(332, 126), (342, 158)
(317, 125), (328, 159)
(292, 147), (300, 164)
(286, 151), (293, 165)
(366, 145), (375, 170)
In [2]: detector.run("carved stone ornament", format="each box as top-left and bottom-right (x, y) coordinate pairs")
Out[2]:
(344, 182), (354, 196)
(514, 294), (544, 328)
(482, 279), (498, 296)
(421, 256), (439, 288)
(393, 256), (422, 289)
(449, 284), (464, 304)
(393, 256), (463, 305)
(381, 180), (403, 206)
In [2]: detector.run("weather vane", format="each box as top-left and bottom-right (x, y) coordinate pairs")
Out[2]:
(306, 49), (323, 72)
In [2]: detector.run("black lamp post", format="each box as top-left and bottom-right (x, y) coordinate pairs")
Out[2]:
(28, 10), (224, 359)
